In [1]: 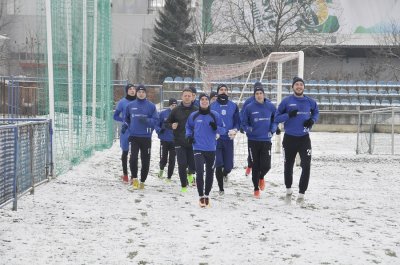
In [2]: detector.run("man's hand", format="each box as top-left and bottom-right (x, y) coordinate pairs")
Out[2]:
(186, 136), (195, 145)
(121, 123), (128, 134)
(288, 109), (298, 118)
(303, 118), (314, 128)
(172, 122), (178, 130)
(209, 121), (217, 131)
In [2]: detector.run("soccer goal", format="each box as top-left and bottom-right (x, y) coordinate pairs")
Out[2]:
(356, 107), (400, 155)
(201, 51), (304, 157)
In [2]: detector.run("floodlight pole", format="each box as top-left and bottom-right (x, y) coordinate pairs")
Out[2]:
(45, 0), (55, 172)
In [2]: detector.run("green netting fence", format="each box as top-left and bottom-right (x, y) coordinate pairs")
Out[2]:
(37, 0), (113, 175)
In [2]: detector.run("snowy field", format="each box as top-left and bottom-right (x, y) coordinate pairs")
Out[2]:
(1, 132), (399, 265)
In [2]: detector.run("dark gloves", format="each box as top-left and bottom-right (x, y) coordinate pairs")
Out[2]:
(121, 123), (128, 134)
(186, 136), (195, 145)
(288, 109), (298, 118)
(303, 118), (314, 128)
(209, 121), (217, 131)
(275, 127), (281, 135)
(159, 128), (165, 134)
(138, 116), (147, 124)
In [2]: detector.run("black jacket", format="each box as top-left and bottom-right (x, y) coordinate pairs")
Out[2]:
(166, 102), (198, 147)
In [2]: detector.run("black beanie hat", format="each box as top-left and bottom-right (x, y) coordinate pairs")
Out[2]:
(168, 98), (178, 106)
(210, 91), (218, 99)
(253, 81), (264, 94)
(136, 84), (146, 92)
(125, 83), (135, 93)
(217, 84), (227, 93)
(189, 86), (197, 94)
(198, 93), (209, 101)
(292, 77), (305, 88)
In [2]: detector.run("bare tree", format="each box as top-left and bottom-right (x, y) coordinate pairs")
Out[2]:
(190, 0), (226, 77)
(213, 0), (345, 60)
(376, 19), (400, 80)
(0, 1), (16, 75)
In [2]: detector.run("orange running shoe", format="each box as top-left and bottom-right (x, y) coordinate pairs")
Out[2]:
(254, 190), (260, 198)
(259, 179), (265, 191)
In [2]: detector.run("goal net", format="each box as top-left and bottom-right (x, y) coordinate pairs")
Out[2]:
(201, 51), (304, 107)
(201, 51), (304, 164)
(357, 107), (400, 155)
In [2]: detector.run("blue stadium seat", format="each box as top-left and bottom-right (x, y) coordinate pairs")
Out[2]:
(357, 80), (367, 88)
(338, 88), (348, 94)
(386, 81), (397, 87)
(327, 80), (336, 87)
(308, 80), (318, 89)
(370, 99), (381, 106)
(358, 89), (368, 95)
(320, 98), (330, 105)
(340, 98), (351, 106)
(319, 88), (328, 95)
(174, 76), (183, 82)
(360, 98), (370, 106)
(184, 77), (192, 83)
(164, 76), (173, 82)
(282, 87), (290, 94)
(367, 80), (376, 86)
(377, 81), (386, 89)
(347, 80), (357, 86)
(350, 98), (360, 106)
(388, 88), (399, 95)
(380, 98), (391, 107)
(378, 88), (388, 95)
(318, 79), (327, 88)
(283, 79), (291, 86)
(193, 77), (202, 83)
(392, 99), (400, 106)
(309, 88), (318, 94)
(331, 98), (340, 106)
(329, 87), (338, 94)
(231, 87), (241, 94)
(368, 88), (378, 95)
(337, 80), (347, 87)
(348, 88), (358, 95)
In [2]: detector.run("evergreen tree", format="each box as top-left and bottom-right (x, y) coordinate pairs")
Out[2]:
(146, 0), (194, 83)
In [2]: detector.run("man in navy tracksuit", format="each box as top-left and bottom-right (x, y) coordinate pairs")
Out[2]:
(274, 77), (319, 203)
(113, 83), (136, 183)
(239, 82), (258, 176)
(241, 84), (278, 198)
(123, 85), (159, 189)
(156, 98), (178, 181)
(186, 93), (225, 207)
(166, 88), (198, 192)
(210, 84), (240, 195)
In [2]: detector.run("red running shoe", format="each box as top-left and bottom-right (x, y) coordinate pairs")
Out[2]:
(122, 175), (129, 183)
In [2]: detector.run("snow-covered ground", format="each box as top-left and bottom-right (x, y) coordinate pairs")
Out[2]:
(1, 132), (399, 265)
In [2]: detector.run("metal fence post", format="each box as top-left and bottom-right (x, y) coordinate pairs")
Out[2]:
(30, 124), (35, 194)
(12, 126), (18, 211)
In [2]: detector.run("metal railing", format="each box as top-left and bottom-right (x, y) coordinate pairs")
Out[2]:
(0, 118), (53, 210)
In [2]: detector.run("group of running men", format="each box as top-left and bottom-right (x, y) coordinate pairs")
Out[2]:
(113, 77), (319, 207)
